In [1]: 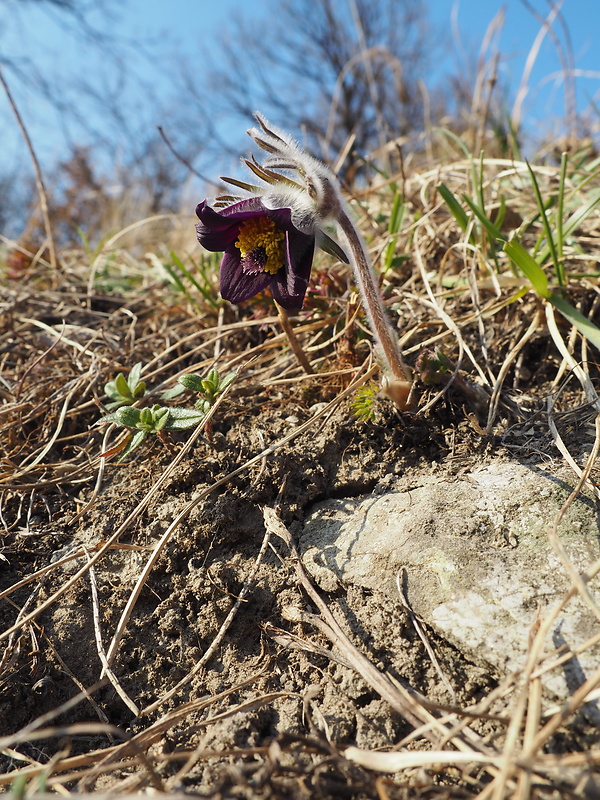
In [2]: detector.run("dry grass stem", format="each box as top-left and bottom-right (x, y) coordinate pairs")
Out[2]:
(274, 301), (314, 374)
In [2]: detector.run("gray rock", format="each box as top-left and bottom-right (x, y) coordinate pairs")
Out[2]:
(299, 461), (600, 701)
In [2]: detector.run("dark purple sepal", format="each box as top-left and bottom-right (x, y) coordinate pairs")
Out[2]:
(219, 250), (271, 304)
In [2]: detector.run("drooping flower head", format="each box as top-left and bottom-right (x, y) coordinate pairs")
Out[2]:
(196, 197), (316, 310)
(196, 114), (348, 310)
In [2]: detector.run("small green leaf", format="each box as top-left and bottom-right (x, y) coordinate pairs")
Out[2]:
(503, 239), (549, 298)
(219, 371), (236, 392)
(118, 406), (143, 428)
(178, 373), (205, 393)
(118, 430), (147, 462)
(104, 379), (120, 400)
(139, 407), (154, 427)
(115, 372), (132, 399)
(104, 396), (127, 411)
(98, 409), (125, 425)
(549, 293), (600, 352)
(161, 383), (186, 400)
(351, 382), (379, 422)
(165, 408), (207, 429)
(153, 407), (170, 430)
(438, 183), (469, 234)
(203, 369), (220, 396)
(127, 362), (143, 391)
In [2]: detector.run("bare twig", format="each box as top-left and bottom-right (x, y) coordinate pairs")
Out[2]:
(0, 67), (57, 270)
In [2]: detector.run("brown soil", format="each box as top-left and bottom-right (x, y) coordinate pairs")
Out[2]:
(1, 250), (600, 798)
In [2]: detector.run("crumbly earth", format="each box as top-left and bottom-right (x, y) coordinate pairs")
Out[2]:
(1, 282), (600, 798)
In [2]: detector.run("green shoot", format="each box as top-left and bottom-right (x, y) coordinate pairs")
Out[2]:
(162, 250), (221, 311)
(351, 382), (380, 422)
(99, 365), (236, 461)
(99, 404), (206, 461)
(104, 361), (147, 409)
(440, 170), (600, 354)
(415, 348), (454, 386)
(525, 160), (564, 286)
(178, 367), (236, 414)
(556, 151), (568, 272)
(503, 238), (549, 298)
(438, 183), (470, 235)
(382, 189), (407, 272)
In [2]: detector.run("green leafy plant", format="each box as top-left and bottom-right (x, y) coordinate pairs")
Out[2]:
(161, 250), (221, 311)
(178, 367), (237, 440)
(438, 158), (600, 352)
(100, 403), (205, 461)
(104, 361), (147, 410)
(381, 186), (409, 273)
(99, 366), (236, 461)
(415, 348), (454, 386)
(178, 367), (236, 414)
(351, 382), (380, 422)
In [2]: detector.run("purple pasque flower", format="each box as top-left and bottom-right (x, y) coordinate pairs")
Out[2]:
(196, 196), (316, 310)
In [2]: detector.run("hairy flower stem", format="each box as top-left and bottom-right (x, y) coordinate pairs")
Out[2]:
(336, 208), (414, 411)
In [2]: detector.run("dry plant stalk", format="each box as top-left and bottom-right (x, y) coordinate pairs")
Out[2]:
(0, 68), (57, 271)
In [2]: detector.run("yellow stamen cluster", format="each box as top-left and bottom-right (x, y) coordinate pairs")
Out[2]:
(235, 216), (285, 275)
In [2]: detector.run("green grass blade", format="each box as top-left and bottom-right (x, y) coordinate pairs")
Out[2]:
(162, 260), (188, 297)
(561, 186), (600, 240)
(536, 184), (600, 268)
(476, 151), (486, 215)
(382, 191), (405, 271)
(549, 293), (600, 352)
(433, 127), (472, 159)
(463, 196), (506, 244)
(170, 251), (204, 294)
(167, 251), (220, 309)
(503, 239), (549, 298)
(556, 152), (568, 271)
(438, 183), (469, 233)
(388, 190), (404, 235)
(525, 160), (563, 286)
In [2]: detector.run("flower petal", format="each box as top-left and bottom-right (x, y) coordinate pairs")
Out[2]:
(270, 229), (315, 310)
(219, 249), (271, 304)
(196, 198), (268, 252)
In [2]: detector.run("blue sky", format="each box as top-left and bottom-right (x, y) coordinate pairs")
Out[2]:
(1, 0), (599, 187)
(436, 0), (600, 130)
